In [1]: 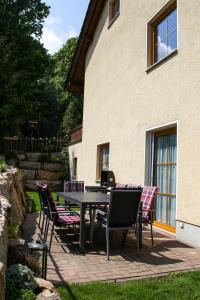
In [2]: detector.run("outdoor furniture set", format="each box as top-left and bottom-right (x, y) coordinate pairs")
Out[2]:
(35, 173), (158, 260)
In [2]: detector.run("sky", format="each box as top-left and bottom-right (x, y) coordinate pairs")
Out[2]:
(41, 0), (90, 54)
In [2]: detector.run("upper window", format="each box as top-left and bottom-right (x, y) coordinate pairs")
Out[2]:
(109, 0), (120, 26)
(150, 2), (177, 66)
(96, 143), (109, 180)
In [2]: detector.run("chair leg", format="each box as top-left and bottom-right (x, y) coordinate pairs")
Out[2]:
(41, 213), (45, 235)
(106, 227), (110, 260)
(150, 220), (154, 246)
(44, 219), (50, 243)
(89, 208), (95, 245)
(121, 230), (128, 248)
(38, 211), (41, 229)
(49, 218), (55, 252)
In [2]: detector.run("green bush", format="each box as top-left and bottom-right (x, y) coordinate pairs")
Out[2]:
(6, 280), (36, 300)
(0, 155), (7, 172)
(18, 289), (36, 300)
(6, 264), (37, 291)
(6, 279), (18, 300)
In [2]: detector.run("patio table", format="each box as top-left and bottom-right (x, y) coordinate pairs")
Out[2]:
(57, 192), (110, 251)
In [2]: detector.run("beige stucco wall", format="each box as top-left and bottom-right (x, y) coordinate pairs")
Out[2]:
(69, 0), (200, 227)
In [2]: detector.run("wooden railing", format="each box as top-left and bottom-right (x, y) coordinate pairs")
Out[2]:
(2, 137), (68, 153)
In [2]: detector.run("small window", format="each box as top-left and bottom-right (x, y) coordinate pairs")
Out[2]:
(72, 157), (77, 179)
(149, 2), (177, 66)
(109, 0), (120, 25)
(96, 143), (109, 180)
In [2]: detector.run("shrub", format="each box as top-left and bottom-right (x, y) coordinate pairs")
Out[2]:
(0, 155), (7, 172)
(6, 264), (37, 291)
(6, 279), (19, 300)
(18, 289), (36, 300)
(6, 280), (36, 300)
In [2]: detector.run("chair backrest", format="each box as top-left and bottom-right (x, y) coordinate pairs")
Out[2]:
(108, 189), (142, 227)
(64, 181), (84, 192)
(101, 171), (115, 188)
(141, 186), (158, 220)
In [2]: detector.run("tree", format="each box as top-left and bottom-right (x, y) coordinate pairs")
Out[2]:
(50, 38), (83, 137)
(0, 0), (50, 136)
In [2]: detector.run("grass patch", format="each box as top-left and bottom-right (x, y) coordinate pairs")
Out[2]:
(25, 191), (57, 212)
(57, 271), (200, 300)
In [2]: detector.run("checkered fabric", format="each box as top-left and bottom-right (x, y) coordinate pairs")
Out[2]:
(57, 214), (80, 225)
(64, 181), (84, 192)
(126, 183), (143, 189)
(115, 183), (127, 188)
(141, 186), (158, 220)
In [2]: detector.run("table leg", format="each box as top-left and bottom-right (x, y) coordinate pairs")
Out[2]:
(80, 203), (86, 251)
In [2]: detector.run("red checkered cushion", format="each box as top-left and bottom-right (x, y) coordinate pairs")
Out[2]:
(141, 186), (158, 220)
(64, 181), (84, 192)
(57, 214), (80, 225)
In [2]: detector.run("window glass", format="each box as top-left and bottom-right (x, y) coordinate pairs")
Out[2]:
(97, 143), (109, 180)
(168, 9), (177, 33)
(153, 7), (177, 64)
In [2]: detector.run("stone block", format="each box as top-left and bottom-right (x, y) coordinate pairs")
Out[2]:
(37, 170), (60, 181)
(43, 163), (64, 172)
(17, 153), (26, 161)
(18, 161), (41, 170)
(26, 153), (49, 162)
(21, 169), (36, 180)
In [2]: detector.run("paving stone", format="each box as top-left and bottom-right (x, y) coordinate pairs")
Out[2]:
(22, 213), (200, 285)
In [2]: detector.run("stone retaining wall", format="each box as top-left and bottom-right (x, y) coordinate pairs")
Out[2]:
(17, 152), (65, 191)
(0, 169), (26, 300)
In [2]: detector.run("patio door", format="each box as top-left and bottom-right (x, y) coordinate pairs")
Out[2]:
(153, 128), (177, 233)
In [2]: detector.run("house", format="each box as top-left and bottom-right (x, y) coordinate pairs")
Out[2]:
(65, 0), (200, 247)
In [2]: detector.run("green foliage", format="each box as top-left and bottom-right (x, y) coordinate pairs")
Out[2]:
(50, 38), (83, 136)
(0, 155), (7, 172)
(8, 223), (20, 239)
(6, 279), (36, 300)
(18, 289), (36, 300)
(0, 2), (82, 138)
(6, 264), (37, 291)
(55, 147), (70, 179)
(0, 0), (50, 137)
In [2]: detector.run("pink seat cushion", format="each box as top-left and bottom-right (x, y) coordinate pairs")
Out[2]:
(57, 214), (80, 225)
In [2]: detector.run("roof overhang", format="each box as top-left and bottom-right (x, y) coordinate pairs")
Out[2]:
(65, 0), (106, 94)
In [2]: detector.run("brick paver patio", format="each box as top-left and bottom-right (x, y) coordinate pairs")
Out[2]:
(22, 213), (200, 284)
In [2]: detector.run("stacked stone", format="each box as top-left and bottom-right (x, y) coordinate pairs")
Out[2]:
(0, 168), (26, 300)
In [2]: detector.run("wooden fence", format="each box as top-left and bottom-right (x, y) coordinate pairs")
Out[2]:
(2, 137), (68, 153)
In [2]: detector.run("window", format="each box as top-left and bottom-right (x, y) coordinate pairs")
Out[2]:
(96, 143), (109, 180)
(109, 0), (120, 25)
(149, 2), (177, 66)
(146, 127), (177, 233)
(72, 157), (77, 179)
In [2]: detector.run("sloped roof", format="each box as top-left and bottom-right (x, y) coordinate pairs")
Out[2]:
(64, 0), (106, 94)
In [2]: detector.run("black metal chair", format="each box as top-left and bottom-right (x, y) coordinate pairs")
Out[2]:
(90, 189), (142, 260)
